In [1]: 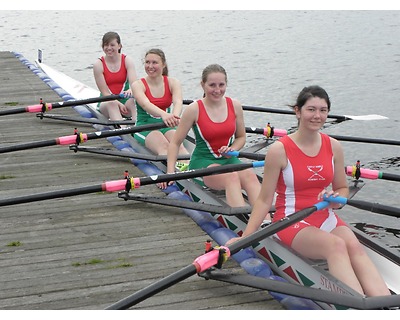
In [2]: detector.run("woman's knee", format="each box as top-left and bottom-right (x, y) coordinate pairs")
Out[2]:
(327, 235), (348, 256)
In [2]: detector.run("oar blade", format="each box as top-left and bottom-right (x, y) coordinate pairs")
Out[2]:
(344, 114), (388, 120)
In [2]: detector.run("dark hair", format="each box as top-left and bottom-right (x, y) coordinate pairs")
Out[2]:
(145, 48), (168, 76)
(201, 64), (227, 84)
(101, 32), (122, 53)
(290, 85), (331, 111)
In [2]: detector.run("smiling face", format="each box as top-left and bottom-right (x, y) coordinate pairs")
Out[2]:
(144, 53), (164, 77)
(296, 97), (329, 131)
(101, 32), (122, 56)
(201, 71), (227, 101)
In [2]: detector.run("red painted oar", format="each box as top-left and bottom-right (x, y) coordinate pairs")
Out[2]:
(0, 122), (166, 154)
(0, 94), (127, 116)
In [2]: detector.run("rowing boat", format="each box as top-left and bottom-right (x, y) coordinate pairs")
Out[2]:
(17, 51), (400, 310)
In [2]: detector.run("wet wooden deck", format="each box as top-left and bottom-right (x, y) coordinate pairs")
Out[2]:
(0, 51), (284, 310)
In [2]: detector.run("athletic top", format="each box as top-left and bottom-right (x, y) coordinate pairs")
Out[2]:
(100, 54), (129, 94)
(135, 76), (172, 124)
(189, 97), (241, 170)
(273, 133), (334, 222)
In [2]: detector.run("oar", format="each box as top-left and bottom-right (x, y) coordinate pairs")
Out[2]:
(118, 193), (255, 215)
(69, 145), (190, 161)
(36, 113), (136, 126)
(0, 161), (264, 207)
(246, 126), (400, 146)
(0, 94), (127, 116)
(201, 269), (400, 310)
(242, 105), (388, 121)
(105, 200), (329, 309)
(323, 195), (400, 218)
(346, 163), (400, 182)
(222, 150), (265, 161)
(228, 152), (400, 183)
(183, 100), (388, 121)
(0, 122), (167, 154)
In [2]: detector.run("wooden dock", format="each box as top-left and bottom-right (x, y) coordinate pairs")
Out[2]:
(0, 51), (284, 310)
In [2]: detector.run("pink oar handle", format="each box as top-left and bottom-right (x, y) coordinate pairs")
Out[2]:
(346, 166), (379, 180)
(56, 133), (88, 145)
(273, 128), (288, 137)
(26, 103), (53, 113)
(103, 178), (141, 192)
(193, 246), (230, 273)
(262, 127), (288, 138)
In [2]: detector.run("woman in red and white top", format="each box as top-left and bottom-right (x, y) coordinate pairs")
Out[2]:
(227, 86), (390, 297)
(93, 31), (137, 123)
(166, 64), (262, 211)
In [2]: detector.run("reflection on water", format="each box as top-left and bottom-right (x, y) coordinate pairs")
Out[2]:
(368, 157), (400, 169)
(352, 222), (400, 251)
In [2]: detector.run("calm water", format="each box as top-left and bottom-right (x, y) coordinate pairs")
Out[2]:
(0, 10), (399, 249)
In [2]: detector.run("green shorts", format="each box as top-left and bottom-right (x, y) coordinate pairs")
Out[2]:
(133, 126), (176, 146)
(96, 97), (129, 111)
(189, 154), (242, 170)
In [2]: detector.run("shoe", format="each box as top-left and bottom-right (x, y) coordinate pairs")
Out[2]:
(176, 162), (189, 171)
(261, 219), (272, 228)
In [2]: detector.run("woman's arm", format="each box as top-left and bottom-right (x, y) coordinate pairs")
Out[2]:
(93, 59), (111, 96)
(167, 102), (197, 174)
(241, 141), (285, 237)
(230, 98), (246, 150)
(331, 138), (349, 197)
(125, 55), (137, 92)
(131, 80), (165, 117)
(168, 77), (183, 118)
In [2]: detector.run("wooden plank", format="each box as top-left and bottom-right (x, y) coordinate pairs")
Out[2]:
(0, 51), (284, 310)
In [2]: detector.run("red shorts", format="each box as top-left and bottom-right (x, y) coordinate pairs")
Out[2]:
(274, 211), (347, 246)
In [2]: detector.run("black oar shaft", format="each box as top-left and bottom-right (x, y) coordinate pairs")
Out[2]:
(0, 122), (166, 154)
(0, 184), (106, 207)
(0, 94), (123, 116)
(242, 105), (350, 121)
(324, 195), (400, 218)
(224, 150), (266, 161)
(246, 126), (399, 146)
(0, 139), (59, 153)
(107, 264), (197, 309)
(184, 100), (349, 121)
(381, 172), (400, 182)
(0, 162), (263, 207)
(329, 134), (400, 146)
(347, 199), (400, 218)
(135, 161), (264, 187)
(46, 94), (123, 109)
(70, 145), (190, 161)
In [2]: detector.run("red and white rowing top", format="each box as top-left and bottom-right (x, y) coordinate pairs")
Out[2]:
(273, 133), (334, 221)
